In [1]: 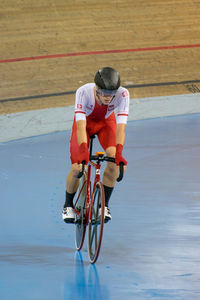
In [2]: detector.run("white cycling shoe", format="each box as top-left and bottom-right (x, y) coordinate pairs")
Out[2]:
(98, 206), (112, 223)
(62, 207), (75, 223)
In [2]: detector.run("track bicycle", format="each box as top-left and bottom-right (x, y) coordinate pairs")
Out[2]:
(73, 135), (124, 263)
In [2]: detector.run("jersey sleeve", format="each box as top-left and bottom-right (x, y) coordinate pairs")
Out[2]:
(116, 88), (130, 124)
(74, 87), (87, 121)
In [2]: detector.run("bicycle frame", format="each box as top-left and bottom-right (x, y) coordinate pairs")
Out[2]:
(79, 136), (103, 225)
(88, 159), (101, 223)
(74, 134), (124, 220)
(73, 136), (102, 224)
(73, 134), (124, 262)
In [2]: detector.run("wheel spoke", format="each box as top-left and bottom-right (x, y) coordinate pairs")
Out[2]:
(75, 174), (87, 250)
(88, 182), (105, 263)
(90, 224), (97, 248)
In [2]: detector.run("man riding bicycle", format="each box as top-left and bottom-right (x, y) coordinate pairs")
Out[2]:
(62, 67), (130, 223)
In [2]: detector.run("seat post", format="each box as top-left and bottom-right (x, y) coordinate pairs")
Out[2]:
(89, 135), (96, 157)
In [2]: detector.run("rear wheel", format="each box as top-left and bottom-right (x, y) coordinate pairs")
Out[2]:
(74, 173), (87, 250)
(88, 182), (105, 263)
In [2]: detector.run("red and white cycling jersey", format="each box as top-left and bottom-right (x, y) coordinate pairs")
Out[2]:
(74, 83), (129, 124)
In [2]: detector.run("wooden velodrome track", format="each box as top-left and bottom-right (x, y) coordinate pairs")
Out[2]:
(0, 0), (200, 115)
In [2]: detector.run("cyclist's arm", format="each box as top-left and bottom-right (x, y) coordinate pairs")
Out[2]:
(76, 120), (87, 145)
(116, 123), (126, 145)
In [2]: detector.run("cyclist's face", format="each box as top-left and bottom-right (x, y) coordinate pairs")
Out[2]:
(96, 87), (116, 105)
(98, 94), (113, 105)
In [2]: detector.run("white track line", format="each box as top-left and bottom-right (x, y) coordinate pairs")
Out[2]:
(0, 93), (200, 143)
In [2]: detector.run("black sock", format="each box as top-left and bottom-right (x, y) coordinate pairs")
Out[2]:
(64, 191), (76, 208)
(103, 185), (114, 207)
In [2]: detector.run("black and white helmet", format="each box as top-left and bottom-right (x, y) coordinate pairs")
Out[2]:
(94, 67), (120, 91)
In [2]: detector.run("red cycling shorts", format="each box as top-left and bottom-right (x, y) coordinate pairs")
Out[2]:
(70, 113), (116, 164)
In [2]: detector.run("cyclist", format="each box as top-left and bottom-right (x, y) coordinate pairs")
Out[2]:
(62, 67), (129, 223)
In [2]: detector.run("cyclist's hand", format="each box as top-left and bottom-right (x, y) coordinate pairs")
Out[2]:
(78, 142), (89, 164)
(115, 144), (127, 166)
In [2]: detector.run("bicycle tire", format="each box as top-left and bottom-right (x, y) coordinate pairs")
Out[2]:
(88, 181), (105, 263)
(74, 173), (87, 251)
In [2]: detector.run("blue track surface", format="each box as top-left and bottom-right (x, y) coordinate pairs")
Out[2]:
(1, 114), (200, 299)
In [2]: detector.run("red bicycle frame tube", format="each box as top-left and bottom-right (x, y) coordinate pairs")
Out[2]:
(88, 161), (101, 222)
(85, 164), (91, 225)
(73, 160), (101, 224)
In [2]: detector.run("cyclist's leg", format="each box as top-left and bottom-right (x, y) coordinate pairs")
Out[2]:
(103, 146), (118, 187)
(103, 147), (118, 210)
(64, 120), (82, 206)
(66, 163), (81, 194)
(65, 116), (99, 207)
(97, 114), (118, 188)
(97, 116), (118, 215)
(95, 146), (117, 221)
(63, 164), (82, 223)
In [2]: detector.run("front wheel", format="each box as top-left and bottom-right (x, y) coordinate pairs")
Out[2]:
(74, 172), (87, 250)
(88, 182), (105, 263)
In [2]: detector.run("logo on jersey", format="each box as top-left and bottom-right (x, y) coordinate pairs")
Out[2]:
(96, 169), (100, 175)
(76, 104), (82, 109)
(122, 90), (128, 97)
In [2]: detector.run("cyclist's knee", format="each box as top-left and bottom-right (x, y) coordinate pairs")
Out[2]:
(104, 162), (118, 184)
(105, 146), (116, 158)
(70, 163), (82, 178)
(105, 147), (117, 174)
